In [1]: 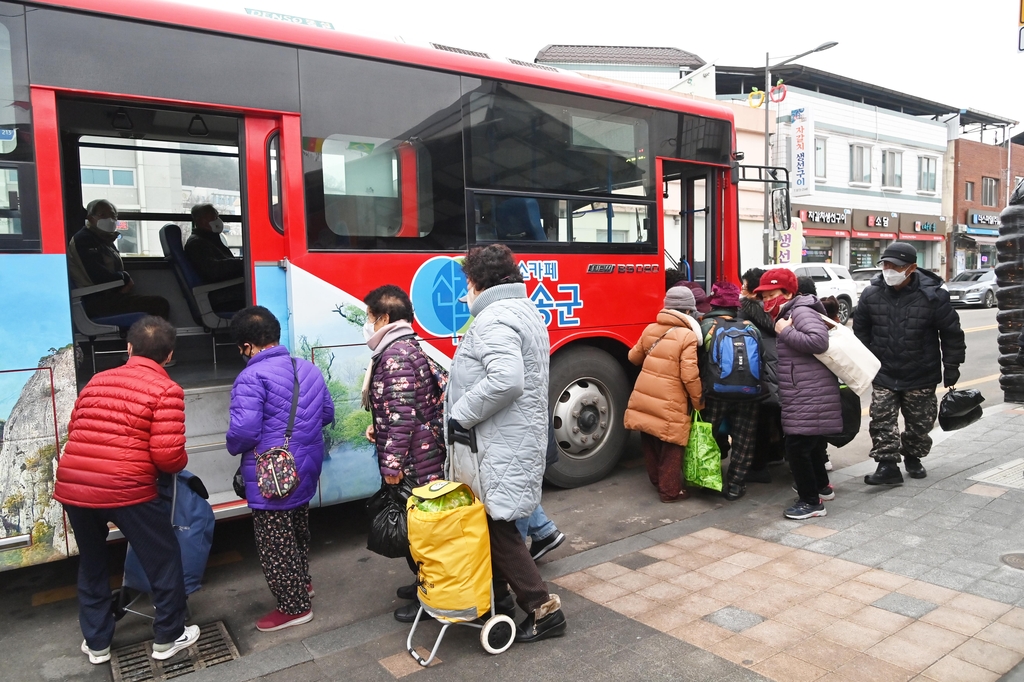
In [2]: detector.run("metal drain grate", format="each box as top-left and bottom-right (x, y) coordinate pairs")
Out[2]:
(110, 621), (239, 682)
(968, 458), (1024, 490)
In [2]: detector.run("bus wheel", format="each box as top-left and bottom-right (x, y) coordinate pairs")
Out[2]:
(545, 346), (630, 488)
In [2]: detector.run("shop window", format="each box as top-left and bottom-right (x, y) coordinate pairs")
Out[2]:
(849, 145), (870, 184)
(882, 150), (902, 188)
(965, 181), (974, 202)
(917, 157), (936, 192)
(814, 137), (826, 179)
(982, 177), (998, 207)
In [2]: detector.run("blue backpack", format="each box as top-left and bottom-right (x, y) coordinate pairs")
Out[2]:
(703, 317), (764, 400)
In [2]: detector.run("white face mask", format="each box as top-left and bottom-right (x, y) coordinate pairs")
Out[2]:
(362, 319), (376, 342)
(883, 268), (909, 287)
(209, 218), (225, 234)
(95, 217), (118, 233)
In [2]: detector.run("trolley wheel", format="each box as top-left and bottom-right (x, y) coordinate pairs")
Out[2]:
(480, 614), (516, 655)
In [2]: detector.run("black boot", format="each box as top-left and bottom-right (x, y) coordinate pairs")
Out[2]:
(393, 602), (420, 623)
(904, 456), (927, 479)
(396, 582), (418, 601)
(864, 461), (904, 486)
(494, 593), (516, 619)
(723, 483), (746, 501)
(515, 608), (566, 643)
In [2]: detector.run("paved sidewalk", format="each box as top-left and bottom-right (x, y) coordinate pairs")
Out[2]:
(164, 405), (1024, 681)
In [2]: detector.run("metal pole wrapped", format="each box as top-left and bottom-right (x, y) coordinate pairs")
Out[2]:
(996, 179), (1024, 402)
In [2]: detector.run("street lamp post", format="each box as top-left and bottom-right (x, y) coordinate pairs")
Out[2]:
(762, 41), (838, 265)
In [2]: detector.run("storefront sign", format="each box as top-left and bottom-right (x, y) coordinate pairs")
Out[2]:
(899, 212), (946, 241)
(799, 210), (847, 224)
(966, 226), (999, 237)
(791, 109), (813, 197)
(852, 209), (898, 239)
(969, 211), (1001, 227)
(793, 205), (851, 235)
(803, 228), (849, 238)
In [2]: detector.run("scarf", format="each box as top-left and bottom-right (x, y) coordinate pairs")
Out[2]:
(361, 321), (415, 410)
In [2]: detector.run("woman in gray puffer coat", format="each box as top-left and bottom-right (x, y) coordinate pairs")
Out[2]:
(446, 244), (566, 644)
(763, 268), (841, 521)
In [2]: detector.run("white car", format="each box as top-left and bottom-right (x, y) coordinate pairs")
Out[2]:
(759, 263), (860, 324)
(851, 267), (882, 298)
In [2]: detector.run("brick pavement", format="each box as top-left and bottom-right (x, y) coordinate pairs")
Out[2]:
(169, 405), (1024, 682)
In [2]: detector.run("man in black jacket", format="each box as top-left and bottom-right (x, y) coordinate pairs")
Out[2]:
(67, 199), (170, 320)
(854, 242), (965, 485)
(184, 204), (245, 313)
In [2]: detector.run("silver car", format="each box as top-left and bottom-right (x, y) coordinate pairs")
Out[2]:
(945, 269), (997, 308)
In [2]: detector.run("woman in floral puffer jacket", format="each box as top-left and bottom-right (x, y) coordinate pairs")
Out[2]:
(361, 285), (445, 621)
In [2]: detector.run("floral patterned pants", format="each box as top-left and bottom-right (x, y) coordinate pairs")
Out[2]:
(252, 504), (312, 615)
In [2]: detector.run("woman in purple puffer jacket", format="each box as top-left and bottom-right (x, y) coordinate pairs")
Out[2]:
(360, 285), (445, 622)
(760, 268), (842, 522)
(226, 306), (334, 633)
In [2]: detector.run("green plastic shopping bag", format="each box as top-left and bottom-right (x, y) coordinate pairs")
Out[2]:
(684, 411), (723, 492)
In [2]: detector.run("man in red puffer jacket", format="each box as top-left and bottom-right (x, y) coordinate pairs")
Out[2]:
(55, 316), (199, 665)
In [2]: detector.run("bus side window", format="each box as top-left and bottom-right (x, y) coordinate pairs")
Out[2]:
(268, 132), (282, 233)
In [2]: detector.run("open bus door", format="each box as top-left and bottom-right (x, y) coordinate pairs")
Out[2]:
(660, 158), (730, 291)
(735, 164), (792, 265)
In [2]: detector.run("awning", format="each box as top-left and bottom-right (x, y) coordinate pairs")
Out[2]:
(851, 230), (897, 239)
(898, 234), (944, 241)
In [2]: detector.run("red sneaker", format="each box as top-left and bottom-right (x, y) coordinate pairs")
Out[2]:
(256, 609), (313, 632)
(306, 583), (315, 598)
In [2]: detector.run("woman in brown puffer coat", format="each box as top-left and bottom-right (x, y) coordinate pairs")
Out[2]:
(624, 286), (704, 502)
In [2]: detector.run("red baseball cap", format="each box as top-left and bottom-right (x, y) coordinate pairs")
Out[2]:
(754, 268), (798, 294)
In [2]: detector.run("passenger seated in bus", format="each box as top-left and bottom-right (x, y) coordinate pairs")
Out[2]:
(67, 199), (171, 320)
(184, 203), (246, 313)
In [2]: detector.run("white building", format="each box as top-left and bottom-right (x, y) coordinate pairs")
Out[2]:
(717, 66), (955, 274)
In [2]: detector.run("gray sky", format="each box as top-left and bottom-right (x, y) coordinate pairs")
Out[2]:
(191, 0), (1022, 132)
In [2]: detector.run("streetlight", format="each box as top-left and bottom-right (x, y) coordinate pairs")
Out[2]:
(762, 41), (838, 265)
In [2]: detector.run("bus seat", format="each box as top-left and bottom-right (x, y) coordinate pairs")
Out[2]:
(159, 224), (241, 332)
(69, 280), (147, 373)
(495, 198), (546, 241)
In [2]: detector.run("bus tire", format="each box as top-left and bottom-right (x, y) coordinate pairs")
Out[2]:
(545, 346), (630, 488)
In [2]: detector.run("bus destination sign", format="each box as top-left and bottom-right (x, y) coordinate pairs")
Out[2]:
(244, 9), (335, 30)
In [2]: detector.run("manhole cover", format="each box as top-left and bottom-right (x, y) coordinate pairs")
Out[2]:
(968, 458), (1024, 490)
(1003, 554), (1024, 570)
(110, 621), (238, 682)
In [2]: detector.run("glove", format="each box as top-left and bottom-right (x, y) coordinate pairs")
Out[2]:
(943, 365), (960, 388)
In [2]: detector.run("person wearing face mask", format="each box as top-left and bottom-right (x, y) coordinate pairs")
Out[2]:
(445, 244), (567, 643)
(184, 203), (246, 313)
(356, 285), (446, 623)
(739, 268), (783, 482)
(226, 306), (335, 632)
(67, 198), (171, 320)
(854, 242), (966, 486)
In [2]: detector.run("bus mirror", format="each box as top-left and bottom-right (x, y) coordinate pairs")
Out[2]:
(771, 187), (791, 231)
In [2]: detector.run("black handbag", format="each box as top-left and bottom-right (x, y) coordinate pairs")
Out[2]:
(826, 385), (862, 448)
(939, 388), (984, 419)
(232, 466), (246, 499)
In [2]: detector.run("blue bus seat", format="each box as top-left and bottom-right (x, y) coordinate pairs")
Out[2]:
(159, 224), (241, 331)
(495, 198), (546, 241)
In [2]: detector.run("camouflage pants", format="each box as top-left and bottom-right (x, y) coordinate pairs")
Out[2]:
(868, 385), (938, 462)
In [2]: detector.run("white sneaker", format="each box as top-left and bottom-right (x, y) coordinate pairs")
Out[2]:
(80, 640), (111, 665)
(151, 624), (200, 660)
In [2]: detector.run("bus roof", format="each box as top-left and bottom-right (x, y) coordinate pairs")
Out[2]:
(28, 0), (735, 126)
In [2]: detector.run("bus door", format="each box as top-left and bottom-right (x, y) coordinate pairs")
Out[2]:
(46, 95), (287, 515)
(661, 159), (719, 291)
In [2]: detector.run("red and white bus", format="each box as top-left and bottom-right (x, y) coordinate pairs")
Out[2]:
(0, 0), (743, 571)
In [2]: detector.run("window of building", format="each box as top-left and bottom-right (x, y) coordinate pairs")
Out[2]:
(814, 137), (826, 179)
(965, 181), (974, 202)
(298, 49), (467, 251)
(917, 157), (936, 192)
(80, 167), (136, 186)
(982, 177), (999, 207)
(849, 145), (870, 184)
(882, 150), (902, 188)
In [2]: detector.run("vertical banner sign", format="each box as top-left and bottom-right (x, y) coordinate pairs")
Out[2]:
(777, 217), (804, 265)
(791, 108), (814, 197)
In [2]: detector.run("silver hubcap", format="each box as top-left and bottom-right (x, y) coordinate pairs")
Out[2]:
(552, 378), (612, 459)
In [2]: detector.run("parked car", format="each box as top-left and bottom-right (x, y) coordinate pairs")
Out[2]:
(943, 269), (997, 308)
(756, 263), (859, 324)
(851, 267), (881, 298)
